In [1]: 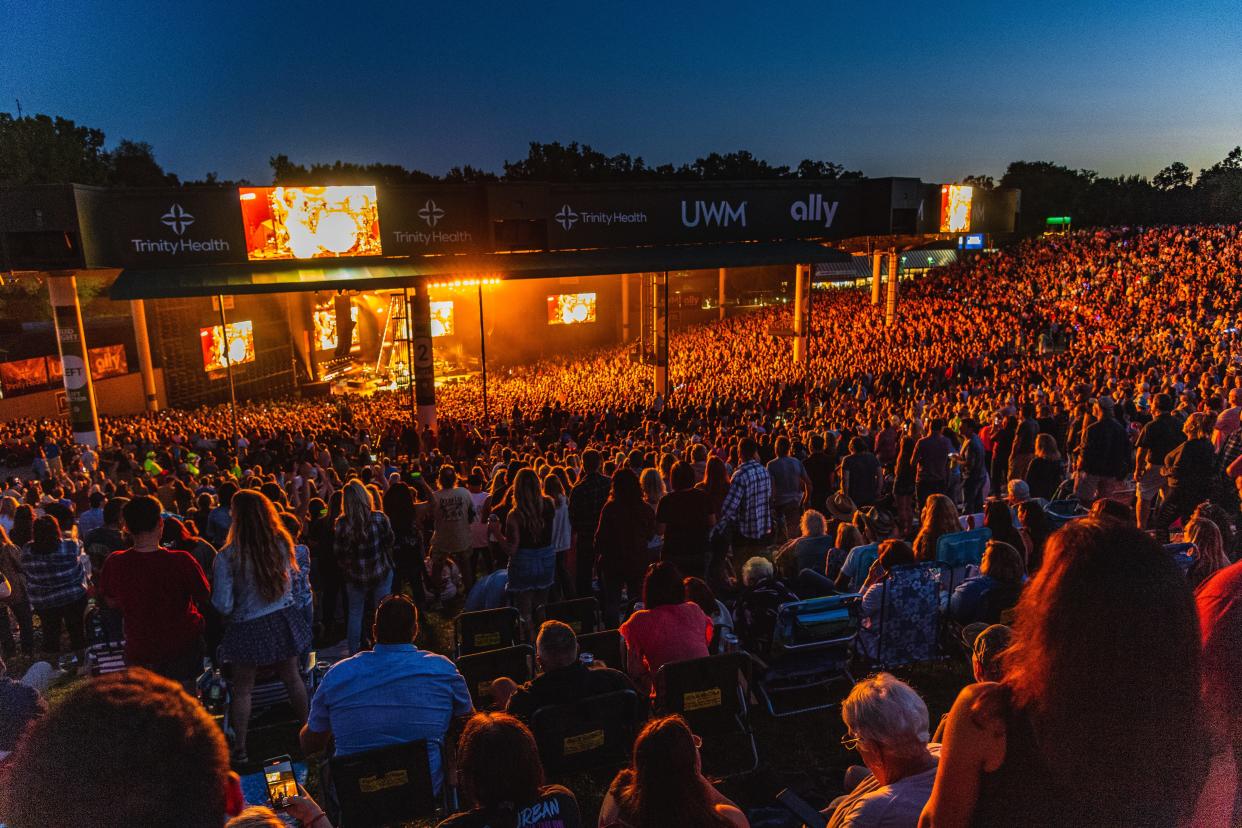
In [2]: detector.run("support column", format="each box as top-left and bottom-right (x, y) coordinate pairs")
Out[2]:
(409, 282), (437, 428)
(47, 273), (101, 447)
(718, 267), (727, 320)
(885, 251), (899, 327)
(871, 253), (883, 305)
(621, 273), (631, 342)
(653, 271), (669, 398)
(129, 298), (159, 411)
(793, 263), (811, 364)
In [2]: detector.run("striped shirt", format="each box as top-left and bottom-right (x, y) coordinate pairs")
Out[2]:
(719, 459), (773, 540)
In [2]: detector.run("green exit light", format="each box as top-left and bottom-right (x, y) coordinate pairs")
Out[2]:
(1045, 216), (1072, 226)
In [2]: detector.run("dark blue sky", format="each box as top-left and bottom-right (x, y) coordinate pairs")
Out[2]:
(4, 1), (1240, 184)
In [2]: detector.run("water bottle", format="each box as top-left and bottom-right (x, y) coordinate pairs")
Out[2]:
(722, 632), (740, 653)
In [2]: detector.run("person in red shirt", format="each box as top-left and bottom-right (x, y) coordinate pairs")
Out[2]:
(620, 562), (712, 695)
(1195, 558), (1242, 822)
(99, 495), (211, 689)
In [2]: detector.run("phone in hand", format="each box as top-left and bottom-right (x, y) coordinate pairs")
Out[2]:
(264, 755), (297, 809)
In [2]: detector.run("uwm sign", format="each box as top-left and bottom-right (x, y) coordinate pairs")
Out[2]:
(545, 184), (857, 249)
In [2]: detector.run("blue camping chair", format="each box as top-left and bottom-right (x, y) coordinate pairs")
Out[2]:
(868, 562), (944, 669)
(935, 527), (991, 595)
(1046, 499), (1088, 530)
(844, 544), (879, 592)
(756, 593), (861, 717)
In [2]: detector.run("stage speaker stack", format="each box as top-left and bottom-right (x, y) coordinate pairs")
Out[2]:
(333, 294), (354, 359)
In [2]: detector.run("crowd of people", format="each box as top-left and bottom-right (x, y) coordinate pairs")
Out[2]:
(1, 223), (1241, 826)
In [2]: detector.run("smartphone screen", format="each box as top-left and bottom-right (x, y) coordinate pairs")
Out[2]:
(264, 756), (297, 807)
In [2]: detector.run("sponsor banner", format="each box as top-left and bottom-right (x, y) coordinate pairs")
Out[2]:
(409, 291), (436, 409)
(0, 356), (50, 395)
(106, 189), (245, 266)
(377, 188), (488, 255)
(546, 184), (856, 249)
(88, 344), (129, 380)
(50, 281), (101, 446)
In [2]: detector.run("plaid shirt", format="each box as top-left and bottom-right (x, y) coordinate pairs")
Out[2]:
(569, 472), (612, 532)
(1219, 429), (1242, 475)
(719, 459), (773, 540)
(21, 539), (88, 610)
(335, 512), (395, 585)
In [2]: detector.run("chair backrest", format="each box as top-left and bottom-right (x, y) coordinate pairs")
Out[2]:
(329, 739), (439, 828)
(876, 562), (942, 668)
(454, 607), (521, 658)
(455, 645), (535, 707)
(935, 527), (991, 594)
(771, 594), (860, 657)
(655, 652), (750, 733)
(935, 528), (991, 568)
(530, 689), (640, 774)
(577, 629), (625, 672)
(1164, 542), (1196, 576)
(538, 597), (603, 635)
(846, 544), (879, 592)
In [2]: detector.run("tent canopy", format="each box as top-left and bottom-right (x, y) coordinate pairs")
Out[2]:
(109, 240), (851, 300)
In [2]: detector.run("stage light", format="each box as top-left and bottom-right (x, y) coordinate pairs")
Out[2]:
(239, 192), (257, 201)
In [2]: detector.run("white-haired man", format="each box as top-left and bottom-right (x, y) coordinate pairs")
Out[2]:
(829, 672), (939, 827)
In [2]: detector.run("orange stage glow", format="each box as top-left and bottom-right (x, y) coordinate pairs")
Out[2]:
(200, 320), (255, 372)
(940, 184), (973, 233)
(240, 186), (381, 260)
(430, 301), (454, 337)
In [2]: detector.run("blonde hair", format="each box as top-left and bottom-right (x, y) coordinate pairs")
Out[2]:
(1183, 412), (1213, 440)
(511, 468), (551, 540)
(225, 490), (295, 603)
(639, 467), (665, 505)
(336, 479), (376, 548)
(1185, 517), (1228, 583)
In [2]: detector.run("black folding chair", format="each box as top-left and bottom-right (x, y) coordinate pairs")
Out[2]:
(537, 597), (603, 635)
(655, 652), (758, 779)
(577, 629), (625, 671)
(530, 689), (641, 774)
(328, 739), (451, 828)
(454, 607), (521, 658)
(456, 644), (535, 707)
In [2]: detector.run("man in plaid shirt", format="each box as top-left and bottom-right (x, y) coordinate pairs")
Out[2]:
(569, 449), (612, 597)
(719, 438), (774, 581)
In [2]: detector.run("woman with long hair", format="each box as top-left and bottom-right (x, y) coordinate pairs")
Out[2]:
(383, 479), (427, 609)
(599, 715), (747, 828)
(21, 515), (88, 657)
(913, 494), (961, 562)
(8, 504), (35, 549)
(595, 469), (657, 628)
(0, 496), (19, 534)
(439, 712), (581, 828)
(1184, 515), (1229, 590)
(698, 456), (731, 518)
(920, 519), (1213, 827)
(982, 500), (1028, 561)
(1023, 434), (1064, 501)
(333, 479), (395, 653)
(212, 490), (311, 763)
(1015, 500), (1052, 574)
(494, 468), (556, 633)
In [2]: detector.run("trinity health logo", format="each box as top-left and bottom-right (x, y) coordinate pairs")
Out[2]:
(161, 203), (195, 235)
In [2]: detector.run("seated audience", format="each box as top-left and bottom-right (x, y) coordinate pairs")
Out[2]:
(948, 541), (1026, 626)
(1014, 501), (1051, 574)
(856, 540), (919, 660)
(599, 715), (748, 827)
(684, 576), (734, 651)
(438, 712), (581, 828)
(921, 519), (1219, 827)
(301, 595), (473, 793)
(1185, 516), (1229, 590)
(501, 620), (635, 720)
(827, 672), (939, 828)
(0, 656), (47, 763)
(619, 562), (712, 694)
(732, 557), (798, 656)
(774, 509), (833, 579)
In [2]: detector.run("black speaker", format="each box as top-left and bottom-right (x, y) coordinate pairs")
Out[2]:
(302, 381), (331, 399)
(333, 294), (353, 358)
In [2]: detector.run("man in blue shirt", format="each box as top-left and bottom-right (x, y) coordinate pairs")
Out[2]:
(300, 595), (473, 792)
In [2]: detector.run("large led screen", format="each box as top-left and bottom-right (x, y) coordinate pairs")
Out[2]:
(240, 186), (381, 260)
(430, 301), (454, 338)
(200, 321), (256, 372)
(313, 301), (359, 352)
(939, 185), (973, 233)
(546, 293), (597, 326)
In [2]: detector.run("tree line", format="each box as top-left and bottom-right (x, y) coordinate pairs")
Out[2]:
(2, 112), (1239, 231)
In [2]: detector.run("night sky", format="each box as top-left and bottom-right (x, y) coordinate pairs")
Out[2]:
(4, 0), (1240, 184)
